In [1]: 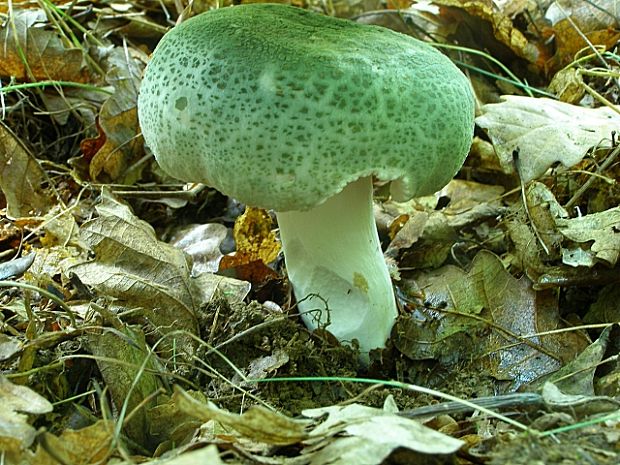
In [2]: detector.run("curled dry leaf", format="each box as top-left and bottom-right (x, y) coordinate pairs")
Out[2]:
(88, 49), (144, 183)
(542, 381), (620, 417)
(232, 349), (290, 386)
(432, 0), (539, 63)
(173, 386), (309, 446)
(439, 179), (506, 228)
(535, 326), (612, 397)
(169, 223), (227, 276)
(68, 191), (250, 357)
(383, 180), (506, 267)
(32, 420), (115, 465)
(385, 211), (428, 260)
(548, 67), (585, 103)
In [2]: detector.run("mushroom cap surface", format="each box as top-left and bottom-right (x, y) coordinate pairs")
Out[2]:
(138, 3), (475, 211)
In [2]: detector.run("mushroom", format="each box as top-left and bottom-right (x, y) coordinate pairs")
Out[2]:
(138, 4), (475, 358)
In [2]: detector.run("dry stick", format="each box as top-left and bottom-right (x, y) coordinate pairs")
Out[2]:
(443, 303), (561, 361)
(253, 376), (531, 432)
(580, 80), (620, 116)
(513, 150), (551, 256)
(556, 1), (620, 93)
(555, 2), (609, 70)
(399, 392), (543, 419)
(565, 143), (620, 209)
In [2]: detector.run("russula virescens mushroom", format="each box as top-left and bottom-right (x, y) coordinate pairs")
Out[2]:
(138, 4), (475, 358)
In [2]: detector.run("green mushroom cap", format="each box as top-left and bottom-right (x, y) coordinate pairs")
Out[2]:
(138, 3), (475, 211)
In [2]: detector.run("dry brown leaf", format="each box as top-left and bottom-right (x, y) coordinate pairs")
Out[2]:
(542, 380), (620, 416)
(88, 50), (144, 183)
(476, 95), (620, 182)
(219, 207), (281, 284)
(169, 223), (227, 275)
(397, 251), (588, 390)
(174, 386), (309, 446)
(525, 181), (568, 261)
(80, 119), (106, 162)
(0, 375), (53, 460)
(68, 191), (200, 355)
(432, 0), (539, 63)
(536, 326), (612, 396)
(385, 211), (429, 259)
(552, 25), (620, 69)
(32, 420), (115, 465)
(548, 67), (585, 103)
(440, 179), (506, 227)
(68, 192), (250, 359)
(556, 207), (620, 267)
(0, 9), (88, 82)
(304, 403), (464, 463)
(546, 0), (620, 68)
(394, 212), (458, 270)
(0, 120), (55, 219)
(89, 327), (162, 447)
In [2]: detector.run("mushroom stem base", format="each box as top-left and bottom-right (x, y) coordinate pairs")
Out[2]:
(276, 176), (397, 357)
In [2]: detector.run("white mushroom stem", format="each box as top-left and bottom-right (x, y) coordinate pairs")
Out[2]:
(276, 176), (398, 357)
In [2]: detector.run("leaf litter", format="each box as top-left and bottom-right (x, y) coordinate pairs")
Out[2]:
(0, 1), (619, 464)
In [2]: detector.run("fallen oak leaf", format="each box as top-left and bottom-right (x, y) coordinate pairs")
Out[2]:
(476, 95), (619, 182)
(398, 251), (588, 389)
(556, 207), (620, 267)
